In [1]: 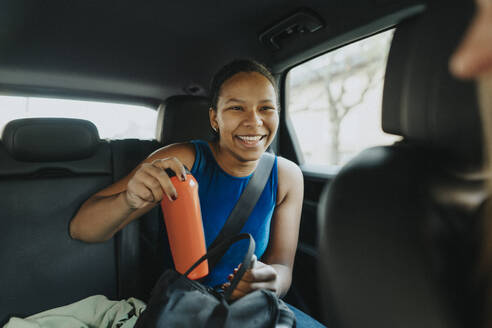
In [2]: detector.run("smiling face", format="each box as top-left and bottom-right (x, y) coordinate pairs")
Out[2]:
(209, 71), (279, 162)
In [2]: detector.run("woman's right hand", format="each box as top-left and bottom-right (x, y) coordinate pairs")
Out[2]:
(125, 157), (188, 209)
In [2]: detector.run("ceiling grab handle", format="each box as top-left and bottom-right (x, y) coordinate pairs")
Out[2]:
(259, 8), (325, 51)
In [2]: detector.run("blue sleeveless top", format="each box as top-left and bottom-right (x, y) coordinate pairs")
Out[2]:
(189, 140), (278, 287)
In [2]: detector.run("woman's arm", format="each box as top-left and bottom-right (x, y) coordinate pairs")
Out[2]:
(69, 143), (195, 243)
(227, 157), (304, 299)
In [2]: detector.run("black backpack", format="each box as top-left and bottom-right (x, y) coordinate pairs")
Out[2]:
(134, 233), (295, 328)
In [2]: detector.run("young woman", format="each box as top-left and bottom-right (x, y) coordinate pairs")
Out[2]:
(70, 59), (325, 327)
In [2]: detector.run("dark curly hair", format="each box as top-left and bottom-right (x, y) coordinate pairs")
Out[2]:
(209, 59), (278, 111)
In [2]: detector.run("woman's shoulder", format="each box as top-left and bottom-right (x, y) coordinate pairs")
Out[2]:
(276, 156), (302, 178)
(146, 142), (196, 170)
(276, 156), (303, 203)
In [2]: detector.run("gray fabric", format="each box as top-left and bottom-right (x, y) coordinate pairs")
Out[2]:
(3, 295), (146, 328)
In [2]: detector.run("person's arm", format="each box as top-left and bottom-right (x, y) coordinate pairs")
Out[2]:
(69, 143), (195, 243)
(226, 157), (303, 299)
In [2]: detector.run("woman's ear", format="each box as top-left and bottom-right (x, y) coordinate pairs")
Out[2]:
(209, 108), (218, 131)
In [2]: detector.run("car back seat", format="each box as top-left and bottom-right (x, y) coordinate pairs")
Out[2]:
(0, 118), (117, 324)
(0, 95), (213, 324)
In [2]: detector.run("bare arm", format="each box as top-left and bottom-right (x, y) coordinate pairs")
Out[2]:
(69, 143), (195, 243)
(227, 157), (304, 299)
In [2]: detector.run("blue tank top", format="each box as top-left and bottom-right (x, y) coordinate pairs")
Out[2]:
(190, 140), (278, 287)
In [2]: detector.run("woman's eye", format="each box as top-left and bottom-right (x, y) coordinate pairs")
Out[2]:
(228, 106), (242, 111)
(260, 106), (275, 111)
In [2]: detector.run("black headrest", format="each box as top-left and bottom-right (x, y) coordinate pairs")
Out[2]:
(156, 95), (214, 144)
(2, 118), (100, 162)
(382, 1), (482, 170)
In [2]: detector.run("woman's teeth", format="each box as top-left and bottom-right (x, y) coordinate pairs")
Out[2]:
(237, 135), (265, 145)
(238, 135), (262, 141)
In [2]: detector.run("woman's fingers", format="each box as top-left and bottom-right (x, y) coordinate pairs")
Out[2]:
(231, 276), (278, 297)
(232, 279), (255, 295)
(225, 261), (279, 300)
(152, 157), (187, 182)
(221, 282), (246, 301)
(150, 157), (188, 200)
(240, 262), (277, 283)
(221, 282), (249, 301)
(129, 164), (170, 202)
(127, 176), (156, 202)
(125, 189), (148, 209)
(233, 255), (256, 274)
(138, 169), (165, 201)
(126, 157), (188, 207)
(142, 164), (177, 201)
(126, 173), (158, 208)
(230, 288), (247, 301)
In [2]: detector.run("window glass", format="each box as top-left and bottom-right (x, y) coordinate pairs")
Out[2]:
(286, 29), (400, 167)
(0, 96), (157, 139)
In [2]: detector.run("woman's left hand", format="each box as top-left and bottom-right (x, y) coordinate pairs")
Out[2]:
(222, 255), (280, 300)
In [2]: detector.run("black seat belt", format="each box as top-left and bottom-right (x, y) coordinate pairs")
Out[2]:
(207, 152), (275, 266)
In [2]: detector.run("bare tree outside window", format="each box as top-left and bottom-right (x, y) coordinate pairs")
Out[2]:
(287, 30), (400, 167)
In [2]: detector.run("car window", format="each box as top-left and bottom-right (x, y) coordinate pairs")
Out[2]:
(286, 29), (400, 168)
(0, 95), (157, 140)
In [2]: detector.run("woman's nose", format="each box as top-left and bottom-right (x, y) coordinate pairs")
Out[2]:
(243, 109), (263, 127)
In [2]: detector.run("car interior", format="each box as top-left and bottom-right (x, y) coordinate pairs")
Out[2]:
(0, 0), (480, 327)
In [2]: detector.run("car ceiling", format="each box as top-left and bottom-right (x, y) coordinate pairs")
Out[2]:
(0, 0), (424, 107)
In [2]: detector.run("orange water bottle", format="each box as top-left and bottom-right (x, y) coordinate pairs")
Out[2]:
(161, 169), (208, 280)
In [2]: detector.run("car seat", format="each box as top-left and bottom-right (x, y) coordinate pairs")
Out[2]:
(156, 95), (214, 144)
(317, 2), (483, 328)
(0, 118), (118, 324)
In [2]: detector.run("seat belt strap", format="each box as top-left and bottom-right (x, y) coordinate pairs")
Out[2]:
(207, 152), (276, 254)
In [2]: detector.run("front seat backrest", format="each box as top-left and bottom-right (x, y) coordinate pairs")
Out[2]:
(318, 2), (481, 328)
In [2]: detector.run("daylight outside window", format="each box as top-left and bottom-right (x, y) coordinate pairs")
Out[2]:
(286, 29), (400, 167)
(0, 96), (157, 140)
